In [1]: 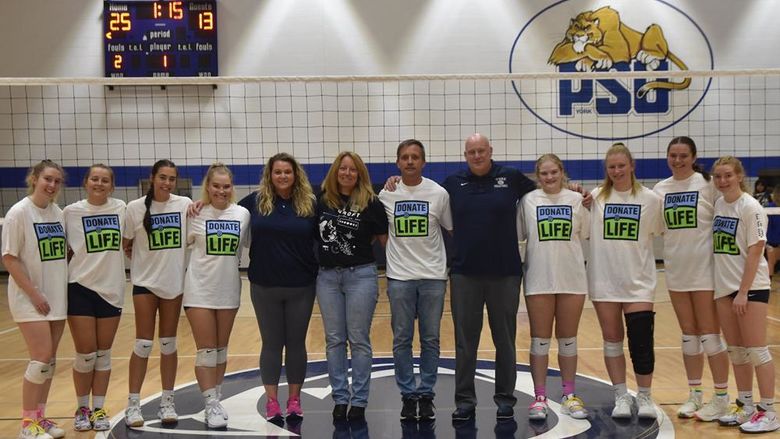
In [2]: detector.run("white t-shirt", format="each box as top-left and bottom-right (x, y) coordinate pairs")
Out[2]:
(124, 194), (192, 299)
(183, 203), (250, 308)
(2, 197), (68, 322)
(587, 186), (663, 302)
(653, 173), (717, 292)
(379, 177), (453, 281)
(517, 188), (589, 296)
(712, 192), (771, 299)
(64, 198), (127, 308)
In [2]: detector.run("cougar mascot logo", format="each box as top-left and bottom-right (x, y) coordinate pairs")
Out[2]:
(548, 6), (689, 98)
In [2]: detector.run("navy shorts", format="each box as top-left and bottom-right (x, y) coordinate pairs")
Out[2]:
(728, 289), (770, 304)
(132, 285), (154, 296)
(68, 283), (122, 318)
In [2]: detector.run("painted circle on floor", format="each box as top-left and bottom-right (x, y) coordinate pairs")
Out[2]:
(106, 357), (672, 438)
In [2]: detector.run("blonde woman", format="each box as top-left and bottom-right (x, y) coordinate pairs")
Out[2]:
(64, 164), (126, 432)
(317, 151), (388, 421)
(2, 160), (68, 439)
(241, 153), (319, 422)
(184, 163), (249, 428)
(517, 154), (589, 421)
(710, 156), (777, 433)
(587, 143), (663, 420)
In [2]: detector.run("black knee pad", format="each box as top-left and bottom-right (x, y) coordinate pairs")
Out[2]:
(625, 311), (655, 375)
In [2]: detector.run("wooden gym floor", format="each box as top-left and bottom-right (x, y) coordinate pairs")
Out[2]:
(0, 269), (778, 438)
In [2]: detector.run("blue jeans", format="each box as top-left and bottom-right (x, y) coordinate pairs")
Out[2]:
(387, 278), (446, 399)
(316, 263), (378, 407)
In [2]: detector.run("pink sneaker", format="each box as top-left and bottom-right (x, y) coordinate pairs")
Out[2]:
(286, 396), (303, 419)
(265, 398), (283, 420)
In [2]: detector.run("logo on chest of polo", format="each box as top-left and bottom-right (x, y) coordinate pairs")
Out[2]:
(664, 191), (698, 229)
(206, 220), (240, 255)
(603, 204), (641, 240)
(536, 205), (573, 241)
(148, 213), (181, 250)
(393, 201), (429, 237)
(34, 222), (66, 261)
(713, 216), (739, 255)
(83, 215), (121, 253)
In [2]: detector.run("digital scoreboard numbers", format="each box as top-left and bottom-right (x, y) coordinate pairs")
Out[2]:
(104, 1), (217, 77)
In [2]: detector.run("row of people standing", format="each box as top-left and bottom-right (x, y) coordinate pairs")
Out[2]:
(380, 135), (777, 434)
(3, 133), (778, 438)
(517, 137), (776, 434)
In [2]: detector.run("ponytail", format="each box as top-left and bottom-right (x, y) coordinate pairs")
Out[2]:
(142, 183), (155, 235)
(142, 159), (177, 235)
(692, 162), (710, 181)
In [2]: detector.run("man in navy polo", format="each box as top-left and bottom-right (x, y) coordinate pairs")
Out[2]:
(446, 133), (537, 422)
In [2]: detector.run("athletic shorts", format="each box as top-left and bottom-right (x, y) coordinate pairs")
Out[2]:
(133, 285), (154, 296)
(68, 283), (122, 318)
(727, 289), (770, 304)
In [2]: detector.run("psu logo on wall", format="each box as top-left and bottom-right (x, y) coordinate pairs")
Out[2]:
(509, 0), (714, 140)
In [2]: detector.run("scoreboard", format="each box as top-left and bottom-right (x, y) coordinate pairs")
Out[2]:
(104, 1), (218, 77)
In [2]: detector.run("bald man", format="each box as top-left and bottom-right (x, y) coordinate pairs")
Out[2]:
(444, 133), (536, 422)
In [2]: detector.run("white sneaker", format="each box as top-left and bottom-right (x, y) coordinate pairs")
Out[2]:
(611, 393), (634, 419)
(740, 409), (780, 434)
(527, 396), (548, 420)
(718, 400), (755, 426)
(205, 400), (228, 428)
(694, 395), (729, 422)
(158, 396), (178, 424)
(125, 403), (144, 427)
(37, 419), (64, 439)
(636, 393), (657, 419)
(90, 408), (111, 431)
(560, 394), (588, 419)
(677, 390), (703, 418)
(18, 420), (53, 439)
(73, 407), (92, 431)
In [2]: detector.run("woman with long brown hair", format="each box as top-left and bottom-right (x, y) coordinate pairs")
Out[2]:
(123, 159), (191, 427)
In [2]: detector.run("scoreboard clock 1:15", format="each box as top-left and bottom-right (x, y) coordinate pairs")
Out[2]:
(104, 0), (218, 77)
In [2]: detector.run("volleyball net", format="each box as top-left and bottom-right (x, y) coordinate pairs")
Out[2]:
(0, 69), (779, 214)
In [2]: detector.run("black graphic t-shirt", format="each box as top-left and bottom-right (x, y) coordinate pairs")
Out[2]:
(316, 193), (388, 268)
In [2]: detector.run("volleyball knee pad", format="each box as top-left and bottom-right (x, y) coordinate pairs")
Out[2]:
(681, 334), (703, 356)
(73, 352), (97, 373)
(95, 349), (112, 371)
(557, 337), (577, 357)
(530, 337), (551, 356)
(699, 334), (727, 357)
(159, 337), (177, 355)
(216, 347), (227, 365)
(195, 348), (218, 368)
(603, 340), (624, 358)
(133, 338), (153, 358)
(727, 346), (750, 365)
(626, 311), (655, 375)
(24, 360), (50, 384)
(747, 346), (772, 366)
